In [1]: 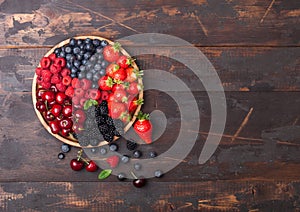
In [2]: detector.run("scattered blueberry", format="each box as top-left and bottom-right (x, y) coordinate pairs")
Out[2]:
(121, 155), (130, 163)
(109, 143), (118, 152)
(149, 151), (157, 158)
(90, 148), (98, 154)
(134, 163), (142, 171)
(154, 170), (163, 178)
(133, 150), (142, 158)
(58, 152), (65, 160)
(61, 144), (71, 153)
(100, 147), (107, 155)
(117, 173), (126, 181)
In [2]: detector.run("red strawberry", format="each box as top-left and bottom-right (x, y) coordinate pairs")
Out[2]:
(98, 76), (114, 91)
(51, 74), (62, 84)
(113, 68), (127, 81)
(35, 67), (43, 76)
(103, 43), (121, 62)
(56, 83), (67, 92)
(65, 86), (75, 97)
(126, 67), (143, 83)
(71, 78), (81, 88)
(113, 89), (127, 102)
(80, 78), (92, 90)
(133, 111), (152, 144)
(109, 102), (126, 119)
(74, 88), (85, 97)
(61, 68), (71, 77)
(106, 155), (119, 168)
(106, 63), (119, 78)
(88, 89), (101, 100)
(127, 82), (142, 95)
(128, 97), (144, 114)
(120, 112), (131, 123)
(117, 55), (132, 69)
(54, 57), (66, 67)
(62, 75), (72, 86)
(112, 83), (128, 93)
(48, 53), (56, 61)
(50, 64), (61, 74)
(40, 57), (51, 69)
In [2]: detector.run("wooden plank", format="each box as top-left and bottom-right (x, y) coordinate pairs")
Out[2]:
(0, 0), (299, 47)
(0, 181), (299, 211)
(0, 47), (299, 92)
(0, 91), (299, 182)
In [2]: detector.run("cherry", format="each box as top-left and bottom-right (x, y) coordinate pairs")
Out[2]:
(72, 122), (84, 134)
(49, 120), (60, 134)
(70, 159), (84, 171)
(56, 92), (67, 104)
(61, 128), (71, 137)
(51, 104), (62, 117)
(50, 85), (58, 93)
(36, 88), (46, 100)
(42, 91), (55, 102)
(59, 118), (73, 129)
(85, 160), (98, 172)
(48, 100), (56, 109)
(133, 178), (146, 188)
(44, 110), (55, 121)
(74, 109), (86, 124)
(62, 105), (72, 117)
(36, 101), (46, 112)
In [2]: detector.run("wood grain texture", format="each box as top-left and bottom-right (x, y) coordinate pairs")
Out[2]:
(0, 0), (299, 47)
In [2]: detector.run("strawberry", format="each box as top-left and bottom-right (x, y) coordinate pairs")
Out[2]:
(61, 68), (71, 77)
(88, 89), (101, 100)
(128, 97), (144, 114)
(108, 102), (126, 119)
(56, 83), (67, 92)
(65, 86), (75, 97)
(107, 92), (117, 103)
(120, 112), (131, 123)
(113, 68), (127, 81)
(133, 111), (152, 144)
(40, 57), (51, 69)
(80, 79), (92, 90)
(127, 82), (142, 95)
(106, 155), (119, 168)
(51, 74), (62, 84)
(106, 63), (119, 78)
(71, 78), (81, 88)
(113, 89), (127, 102)
(50, 64), (61, 74)
(117, 55), (132, 69)
(112, 83), (128, 93)
(103, 43), (121, 62)
(74, 88), (85, 97)
(98, 76), (114, 91)
(54, 57), (66, 67)
(126, 67), (143, 83)
(62, 75), (72, 86)
(48, 53), (57, 61)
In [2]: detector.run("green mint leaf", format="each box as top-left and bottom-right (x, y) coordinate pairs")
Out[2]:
(83, 99), (98, 110)
(98, 169), (112, 180)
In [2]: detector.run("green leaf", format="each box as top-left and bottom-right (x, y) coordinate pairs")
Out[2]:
(83, 99), (98, 110)
(98, 169), (112, 180)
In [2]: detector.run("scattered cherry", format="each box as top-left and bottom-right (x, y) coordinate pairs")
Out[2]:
(70, 159), (84, 171)
(133, 178), (146, 188)
(85, 160), (98, 172)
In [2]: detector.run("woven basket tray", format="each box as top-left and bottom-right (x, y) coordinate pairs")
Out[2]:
(32, 36), (143, 147)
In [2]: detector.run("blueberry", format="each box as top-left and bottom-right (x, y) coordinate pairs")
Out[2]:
(79, 44), (85, 50)
(94, 63), (101, 71)
(91, 68), (98, 74)
(65, 46), (72, 54)
(134, 163), (142, 170)
(58, 152), (65, 160)
(77, 39), (83, 46)
(96, 47), (103, 53)
(109, 143), (118, 152)
(70, 73), (77, 78)
(85, 43), (94, 51)
(90, 148), (98, 154)
(133, 150), (142, 158)
(121, 155), (130, 163)
(93, 72), (101, 82)
(66, 62), (73, 69)
(79, 50), (85, 56)
(100, 147), (107, 155)
(92, 82), (98, 89)
(101, 60), (108, 68)
(54, 48), (61, 55)
(86, 62), (94, 70)
(97, 54), (103, 61)
(86, 72), (93, 80)
(101, 40), (108, 47)
(69, 38), (76, 46)
(117, 173), (126, 181)
(84, 52), (92, 60)
(84, 38), (92, 44)
(76, 54), (83, 61)
(93, 39), (101, 47)
(78, 72), (86, 79)
(90, 55), (97, 62)
(154, 170), (163, 178)
(149, 151), (157, 158)
(61, 144), (71, 153)
(73, 60), (81, 68)
(71, 67), (78, 74)
(99, 68), (106, 76)
(82, 59), (88, 65)
(73, 47), (80, 55)
(66, 54), (74, 61)
(59, 51), (66, 57)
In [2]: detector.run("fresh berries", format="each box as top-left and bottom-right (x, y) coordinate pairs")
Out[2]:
(126, 140), (138, 151)
(70, 159), (84, 171)
(106, 155), (119, 168)
(103, 42), (121, 62)
(133, 111), (153, 144)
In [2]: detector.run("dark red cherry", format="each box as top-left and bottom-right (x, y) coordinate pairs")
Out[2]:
(44, 110), (55, 121)
(42, 91), (55, 102)
(62, 105), (72, 117)
(36, 88), (46, 100)
(61, 128), (71, 137)
(51, 104), (62, 117)
(70, 159), (84, 171)
(36, 101), (46, 112)
(133, 178), (146, 188)
(49, 120), (60, 134)
(59, 118), (73, 129)
(56, 92), (67, 105)
(86, 160), (98, 172)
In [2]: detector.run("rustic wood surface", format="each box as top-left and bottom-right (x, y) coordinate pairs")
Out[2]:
(0, 0), (299, 211)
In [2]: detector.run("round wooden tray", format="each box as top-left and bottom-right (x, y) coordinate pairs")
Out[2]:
(32, 36), (143, 147)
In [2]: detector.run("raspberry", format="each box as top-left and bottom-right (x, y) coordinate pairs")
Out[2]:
(72, 96), (80, 105)
(37, 76), (43, 85)
(61, 68), (71, 77)
(65, 86), (74, 97)
(62, 76), (72, 86)
(54, 57), (66, 67)
(36, 67), (43, 76)
(40, 57), (51, 69)
(50, 64), (61, 74)
(48, 53), (56, 62)
(56, 82), (67, 92)
(81, 79), (92, 90)
(88, 89), (101, 100)
(71, 78), (81, 88)
(51, 74), (62, 84)
(80, 98), (87, 107)
(41, 81), (51, 89)
(74, 88), (85, 97)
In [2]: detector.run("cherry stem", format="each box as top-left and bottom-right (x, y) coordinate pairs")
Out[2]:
(77, 149), (90, 164)
(131, 171), (138, 179)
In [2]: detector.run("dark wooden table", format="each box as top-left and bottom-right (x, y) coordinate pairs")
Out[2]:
(0, 0), (299, 211)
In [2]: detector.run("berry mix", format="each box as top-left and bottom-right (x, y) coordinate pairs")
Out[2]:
(34, 37), (158, 188)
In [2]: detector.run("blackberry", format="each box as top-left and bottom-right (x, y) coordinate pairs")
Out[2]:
(84, 118), (97, 129)
(98, 124), (109, 134)
(90, 138), (100, 146)
(126, 140), (138, 151)
(114, 129), (121, 137)
(78, 138), (90, 147)
(88, 127), (102, 140)
(96, 115), (107, 125)
(103, 133), (114, 143)
(106, 117), (114, 126)
(95, 101), (108, 115)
